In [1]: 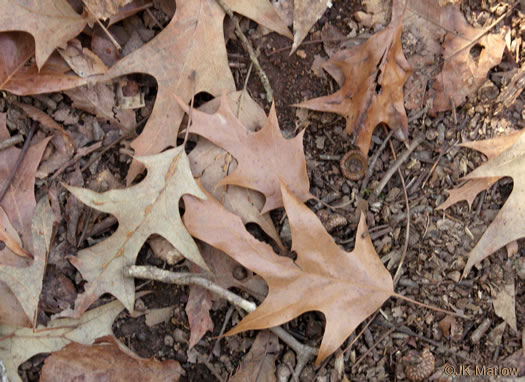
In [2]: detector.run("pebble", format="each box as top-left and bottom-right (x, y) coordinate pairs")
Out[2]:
(174, 328), (189, 344)
(164, 335), (174, 347)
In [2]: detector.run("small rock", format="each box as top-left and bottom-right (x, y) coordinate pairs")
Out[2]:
(295, 49), (307, 59)
(315, 136), (325, 149)
(164, 335), (174, 347)
(447, 271), (461, 282)
(478, 80), (499, 101)
(173, 328), (189, 344)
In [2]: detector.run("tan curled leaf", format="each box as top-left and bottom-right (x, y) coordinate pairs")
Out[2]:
(0, 0), (88, 70)
(230, 331), (279, 382)
(0, 197), (54, 326)
(183, 185), (394, 364)
(64, 146), (207, 317)
(105, 0), (289, 183)
(178, 95), (312, 213)
(0, 300), (125, 382)
(40, 336), (183, 382)
(296, 2), (411, 156)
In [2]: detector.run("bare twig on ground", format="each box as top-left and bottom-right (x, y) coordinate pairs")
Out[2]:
(81, 1), (122, 51)
(125, 265), (317, 378)
(0, 121), (37, 203)
(352, 327), (395, 369)
(0, 134), (23, 151)
(369, 134), (424, 202)
(360, 129), (394, 193)
(214, 0), (273, 102)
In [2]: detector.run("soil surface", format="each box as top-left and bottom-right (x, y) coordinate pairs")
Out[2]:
(5, 0), (525, 381)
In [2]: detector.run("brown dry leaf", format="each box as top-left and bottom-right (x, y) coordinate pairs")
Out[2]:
(58, 39), (109, 78)
(189, 92), (282, 247)
(438, 129), (525, 210)
(0, 284), (31, 327)
(105, 0), (290, 183)
(0, 113), (51, 262)
(292, 0), (331, 53)
(492, 281), (517, 333)
(40, 336), (183, 382)
(0, 300), (126, 382)
(1, 51), (87, 96)
(186, 283), (214, 349)
(296, 9), (411, 156)
(0, 208), (29, 259)
(179, 95), (312, 213)
(229, 331), (279, 382)
(0, 0), (88, 70)
(428, 3), (506, 113)
(0, 32), (34, 89)
(65, 82), (136, 131)
(63, 146), (208, 317)
(438, 130), (525, 277)
(183, 184), (394, 363)
(83, 0), (134, 20)
(355, 0), (391, 28)
(0, 197), (55, 326)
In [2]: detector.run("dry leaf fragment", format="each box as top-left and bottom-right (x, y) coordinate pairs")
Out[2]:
(296, 7), (411, 156)
(492, 281), (517, 333)
(183, 184), (394, 363)
(83, 0), (134, 20)
(0, 32), (34, 89)
(0, 197), (55, 326)
(0, 0), (88, 70)
(104, 0), (290, 183)
(229, 331), (279, 382)
(63, 146), (207, 317)
(292, 0), (332, 53)
(186, 284), (214, 349)
(40, 336), (183, 382)
(57, 39), (109, 78)
(178, 95), (313, 213)
(0, 300), (126, 382)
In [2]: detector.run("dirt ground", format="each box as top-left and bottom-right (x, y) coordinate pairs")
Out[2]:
(7, 0), (525, 381)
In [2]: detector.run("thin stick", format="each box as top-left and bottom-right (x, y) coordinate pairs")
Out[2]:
(0, 122), (37, 203)
(360, 129), (394, 193)
(370, 134), (424, 202)
(237, 60), (254, 117)
(352, 327), (395, 369)
(82, 1), (122, 51)
(125, 265), (318, 378)
(392, 292), (470, 319)
(0, 134), (23, 151)
(214, 0), (273, 102)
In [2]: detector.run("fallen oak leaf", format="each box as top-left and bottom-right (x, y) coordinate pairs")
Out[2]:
(296, 3), (411, 157)
(451, 130), (525, 277)
(0, 196), (55, 326)
(177, 95), (313, 213)
(0, 299), (127, 382)
(182, 184), (395, 363)
(40, 335), (184, 382)
(292, 0), (331, 53)
(63, 146), (207, 317)
(438, 129), (525, 210)
(0, 0), (88, 70)
(105, 0), (290, 184)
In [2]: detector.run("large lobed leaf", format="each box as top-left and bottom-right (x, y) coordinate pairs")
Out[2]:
(64, 146), (207, 317)
(183, 184), (394, 363)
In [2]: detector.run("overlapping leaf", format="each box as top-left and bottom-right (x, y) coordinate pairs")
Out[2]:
(105, 0), (290, 183)
(296, 11), (411, 156)
(178, 95), (312, 213)
(183, 184), (394, 363)
(64, 146), (207, 317)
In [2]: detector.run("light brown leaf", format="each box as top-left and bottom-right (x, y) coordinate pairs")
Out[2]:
(492, 281), (517, 333)
(179, 95), (312, 213)
(183, 184), (394, 364)
(58, 39), (108, 78)
(83, 0), (134, 20)
(186, 283), (214, 349)
(292, 0), (331, 53)
(0, 0), (88, 70)
(189, 92), (283, 248)
(427, 2), (506, 113)
(0, 197), (55, 326)
(0, 113), (51, 260)
(63, 146), (207, 317)
(0, 300), (126, 382)
(457, 130), (525, 277)
(230, 331), (279, 382)
(104, 0), (290, 183)
(40, 336), (183, 382)
(0, 207), (29, 259)
(296, 11), (411, 156)
(438, 129), (525, 210)
(0, 32), (34, 90)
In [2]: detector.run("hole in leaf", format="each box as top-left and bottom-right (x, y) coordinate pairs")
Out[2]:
(469, 44), (484, 65)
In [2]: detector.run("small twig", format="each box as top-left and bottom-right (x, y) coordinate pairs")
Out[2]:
(0, 121), (37, 203)
(209, 306), (234, 361)
(214, 0), (273, 102)
(369, 134), (424, 202)
(352, 327), (395, 369)
(125, 265), (318, 378)
(361, 129), (394, 193)
(82, 0), (122, 51)
(0, 134), (23, 151)
(237, 59), (254, 117)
